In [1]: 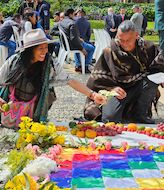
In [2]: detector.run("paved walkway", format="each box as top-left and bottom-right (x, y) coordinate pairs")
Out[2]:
(48, 63), (164, 123)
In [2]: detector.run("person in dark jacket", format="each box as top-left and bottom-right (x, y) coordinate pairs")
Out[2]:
(117, 8), (129, 26)
(36, 0), (50, 33)
(18, 0), (35, 16)
(105, 7), (119, 38)
(75, 8), (91, 43)
(0, 14), (22, 58)
(59, 8), (95, 73)
(139, 7), (147, 37)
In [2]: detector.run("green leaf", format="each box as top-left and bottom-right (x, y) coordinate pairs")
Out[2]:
(23, 173), (30, 190)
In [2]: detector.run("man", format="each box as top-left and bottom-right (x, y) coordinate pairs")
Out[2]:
(75, 8), (91, 43)
(36, 0), (50, 33)
(59, 12), (65, 21)
(139, 7), (148, 37)
(50, 11), (60, 36)
(130, 5), (143, 36)
(0, 14), (22, 58)
(18, 0), (35, 16)
(155, 0), (164, 55)
(105, 7), (119, 38)
(117, 7), (129, 26)
(84, 20), (164, 124)
(59, 8), (95, 73)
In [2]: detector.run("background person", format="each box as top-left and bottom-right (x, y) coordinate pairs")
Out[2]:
(105, 7), (119, 38)
(0, 14), (22, 58)
(155, 0), (164, 55)
(130, 5), (143, 36)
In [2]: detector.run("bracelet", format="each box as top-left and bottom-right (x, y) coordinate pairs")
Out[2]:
(89, 91), (96, 100)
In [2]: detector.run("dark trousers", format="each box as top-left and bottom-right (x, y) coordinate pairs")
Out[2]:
(102, 79), (158, 123)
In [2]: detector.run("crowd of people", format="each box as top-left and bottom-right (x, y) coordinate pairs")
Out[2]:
(0, 0), (163, 128)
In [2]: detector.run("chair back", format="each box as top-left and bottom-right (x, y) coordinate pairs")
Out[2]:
(59, 27), (71, 52)
(0, 46), (8, 67)
(12, 26), (22, 50)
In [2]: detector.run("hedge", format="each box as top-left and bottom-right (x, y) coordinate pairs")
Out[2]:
(0, 0), (155, 21)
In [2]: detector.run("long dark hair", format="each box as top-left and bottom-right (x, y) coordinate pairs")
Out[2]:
(23, 11), (36, 29)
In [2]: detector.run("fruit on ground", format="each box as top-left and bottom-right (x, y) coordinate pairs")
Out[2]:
(70, 128), (78, 135)
(1, 103), (10, 112)
(76, 130), (85, 138)
(85, 129), (97, 139)
(127, 123), (137, 131)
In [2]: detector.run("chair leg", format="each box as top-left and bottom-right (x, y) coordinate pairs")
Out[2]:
(80, 54), (85, 74)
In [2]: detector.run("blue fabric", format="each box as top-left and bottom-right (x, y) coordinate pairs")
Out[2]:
(0, 40), (16, 58)
(50, 177), (72, 188)
(101, 160), (130, 169)
(74, 41), (95, 67)
(72, 168), (102, 178)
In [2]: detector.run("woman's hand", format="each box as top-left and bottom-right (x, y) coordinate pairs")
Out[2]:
(112, 87), (127, 100)
(91, 92), (107, 105)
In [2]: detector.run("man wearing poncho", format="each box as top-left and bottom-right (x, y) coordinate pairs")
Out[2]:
(84, 20), (164, 124)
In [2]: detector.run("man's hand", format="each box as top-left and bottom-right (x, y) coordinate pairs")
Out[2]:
(91, 92), (107, 105)
(161, 83), (164, 88)
(81, 48), (87, 56)
(112, 87), (127, 99)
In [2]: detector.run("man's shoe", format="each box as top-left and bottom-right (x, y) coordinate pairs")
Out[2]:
(135, 116), (155, 124)
(85, 66), (91, 73)
(75, 66), (82, 72)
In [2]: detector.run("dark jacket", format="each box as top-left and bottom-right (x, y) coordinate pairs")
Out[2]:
(36, 1), (50, 30)
(50, 22), (59, 36)
(75, 16), (91, 42)
(117, 14), (129, 26)
(105, 14), (119, 30)
(18, 1), (34, 15)
(0, 20), (20, 42)
(59, 16), (83, 50)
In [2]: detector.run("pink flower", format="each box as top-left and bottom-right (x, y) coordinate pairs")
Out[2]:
(33, 145), (40, 153)
(52, 146), (61, 155)
(105, 141), (112, 150)
(33, 176), (39, 181)
(40, 154), (48, 158)
(89, 141), (96, 150)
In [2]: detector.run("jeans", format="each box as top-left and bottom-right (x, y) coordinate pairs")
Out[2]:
(102, 79), (158, 123)
(74, 41), (95, 67)
(0, 40), (16, 58)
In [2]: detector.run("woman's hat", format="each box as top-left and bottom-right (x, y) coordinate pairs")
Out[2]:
(19, 29), (54, 52)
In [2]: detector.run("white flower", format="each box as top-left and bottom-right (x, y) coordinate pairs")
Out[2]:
(22, 157), (58, 177)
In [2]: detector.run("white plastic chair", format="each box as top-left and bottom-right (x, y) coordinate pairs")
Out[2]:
(12, 26), (22, 50)
(58, 27), (86, 74)
(0, 45), (8, 67)
(93, 29), (111, 61)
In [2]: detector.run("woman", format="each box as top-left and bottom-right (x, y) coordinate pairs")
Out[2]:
(23, 11), (37, 32)
(0, 29), (106, 128)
